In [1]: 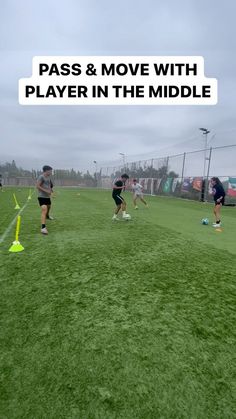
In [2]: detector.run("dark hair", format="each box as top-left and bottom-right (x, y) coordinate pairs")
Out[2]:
(211, 177), (222, 186)
(43, 165), (53, 172)
(133, 179), (137, 182)
(121, 173), (129, 179)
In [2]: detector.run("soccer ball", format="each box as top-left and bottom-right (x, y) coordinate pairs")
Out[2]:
(124, 214), (132, 221)
(201, 218), (209, 225)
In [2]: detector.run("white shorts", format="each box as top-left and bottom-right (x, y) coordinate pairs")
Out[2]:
(134, 193), (143, 198)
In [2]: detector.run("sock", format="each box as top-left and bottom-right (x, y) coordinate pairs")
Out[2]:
(42, 224), (46, 229)
(122, 211), (126, 216)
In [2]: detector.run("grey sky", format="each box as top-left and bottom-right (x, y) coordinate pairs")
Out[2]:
(0, 0), (236, 173)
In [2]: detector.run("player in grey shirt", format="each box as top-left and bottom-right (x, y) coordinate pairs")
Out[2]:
(36, 165), (54, 235)
(131, 179), (148, 209)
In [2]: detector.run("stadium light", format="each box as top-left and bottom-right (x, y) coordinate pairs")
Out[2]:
(119, 153), (126, 168)
(199, 128), (211, 175)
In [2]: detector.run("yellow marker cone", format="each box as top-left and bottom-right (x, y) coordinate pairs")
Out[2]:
(13, 193), (21, 210)
(9, 216), (24, 252)
(28, 188), (32, 200)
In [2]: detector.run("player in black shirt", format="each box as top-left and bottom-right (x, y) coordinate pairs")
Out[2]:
(211, 177), (225, 227)
(112, 174), (131, 220)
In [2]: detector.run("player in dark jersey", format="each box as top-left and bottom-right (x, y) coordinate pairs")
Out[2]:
(112, 174), (131, 220)
(211, 177), (225, 227)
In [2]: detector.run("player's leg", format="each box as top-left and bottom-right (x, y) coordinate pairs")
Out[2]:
(112, 196), (130, 220)
(121, 200), (127, 214)
(46, 204), (54, 220)
(115, 205), (120, 214)
(112, 195), (122, 220)
(40, 204), (48, 234)
(121, 199), (131, 219)
(133, 193), (138, 209)
(213, 203), (222, 227)
(140, 195), (148, 206)
(112, 204), (121, 220)
(115, 197), (128, 218)
(213, 204), (217, 223)
(46, 204), (50, 217)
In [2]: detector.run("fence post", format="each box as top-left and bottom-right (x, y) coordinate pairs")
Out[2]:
(181, 152), (186, 182)
(166, 156), (169, 174)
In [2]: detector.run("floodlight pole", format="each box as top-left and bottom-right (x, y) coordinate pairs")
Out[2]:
(181, 152), (186, 182)
(119, 153), (126, 169)
(199, 128), (210, 201)
(205, 147), (212, 200)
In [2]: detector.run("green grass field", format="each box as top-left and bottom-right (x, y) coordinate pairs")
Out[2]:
(0, 187), (236, 419)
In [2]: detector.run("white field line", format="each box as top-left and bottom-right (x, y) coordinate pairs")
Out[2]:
(0, 200), (29, 244)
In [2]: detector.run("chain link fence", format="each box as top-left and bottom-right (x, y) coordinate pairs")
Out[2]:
(98, 144), (236, 203)
(1, 144), (236, 203)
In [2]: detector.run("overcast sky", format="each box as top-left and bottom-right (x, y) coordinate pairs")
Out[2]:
(0, 0), (236, 173)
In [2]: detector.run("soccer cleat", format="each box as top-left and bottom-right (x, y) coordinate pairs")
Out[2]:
(46, 215), (54, 220)
(123, 214), (131, 220)
(41, 227), (48, 235)
(134, 206), (138, 209)
(112, 215), (119, 221)
(212, 222), (221, 228)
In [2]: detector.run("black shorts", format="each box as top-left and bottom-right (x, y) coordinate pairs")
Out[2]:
(0, 183), (2, 187)
(112, 194), (124, 206)
(38, 197), (51, 206)
(215, 198), (225, 206)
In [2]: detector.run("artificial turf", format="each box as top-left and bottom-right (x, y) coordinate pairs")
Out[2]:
(0, 187), (236, 419)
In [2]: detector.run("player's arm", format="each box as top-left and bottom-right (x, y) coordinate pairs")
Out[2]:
(36, 180), (52, 195)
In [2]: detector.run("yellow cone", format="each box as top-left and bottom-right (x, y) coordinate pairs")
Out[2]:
(9, 215), (24, 252)
(13, 193), (21, 210)
(9, 240), (24, 252)
(28, 189), (32, 200)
